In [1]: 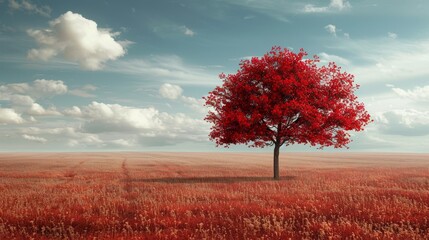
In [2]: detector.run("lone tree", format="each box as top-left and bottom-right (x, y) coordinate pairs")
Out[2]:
(204, 47), (371, 180)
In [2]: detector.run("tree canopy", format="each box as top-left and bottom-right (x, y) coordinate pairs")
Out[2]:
(204, 46), (371, 179)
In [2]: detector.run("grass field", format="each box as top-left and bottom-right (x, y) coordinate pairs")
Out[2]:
(0, 152), (428, 239)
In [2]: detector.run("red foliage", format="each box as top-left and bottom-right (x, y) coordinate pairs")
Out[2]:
(205, 46), (371, 149)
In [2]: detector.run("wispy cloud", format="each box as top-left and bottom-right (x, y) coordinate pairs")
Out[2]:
(318, 52), (350, 66)
(329, 38), (429, 85)
(219, 0), (291, 22)
(8, 0), (51, 17)
(69, 85), (97, 98)
(304, 0), (351, 13)
(108, 55), (220, 86)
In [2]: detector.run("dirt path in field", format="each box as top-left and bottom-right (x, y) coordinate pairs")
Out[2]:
(63, 159), (87, 182)
(121, 157), (132, 193)
(121, 157), (139, 205)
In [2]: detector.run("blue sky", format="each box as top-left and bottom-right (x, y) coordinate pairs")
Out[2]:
(0, 0), (428, 152)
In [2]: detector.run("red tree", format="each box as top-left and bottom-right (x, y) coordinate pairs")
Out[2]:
(204, 47), (371, 179)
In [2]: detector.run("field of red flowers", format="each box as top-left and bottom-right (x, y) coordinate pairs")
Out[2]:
(0, 152), (428, 239)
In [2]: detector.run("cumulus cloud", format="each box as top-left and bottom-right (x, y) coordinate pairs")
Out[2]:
(27, 11), (127, 70)
(159, 83), (206, 113)
(27, 103), (61, 116)
(22, 134), (47, 143)
(388, 32), (398, 39)
(159, 83), (183, 99)
(375, 109), (429, 136)
(9, 94), (35, 106)
(8, 0), (51, 17)
(0, 79), (67, 99)
(80, 102), (162, 132)
(22, 126), (104, 148)
(329, 0), (351, 11)
(325, 24), (337, 36)
(0, 80), (66, 116)
(33, 79), (68, 97)
(63, 106), (82, 117)
(180, 26), (195, 36)
(64, 101), (209, 143)
(2, 80), (94, 100)
(0, 108), (24, 124)
(304, 0), (350, 13)
(391, 85), (429, 102)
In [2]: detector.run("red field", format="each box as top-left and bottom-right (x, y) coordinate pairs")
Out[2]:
(0, 152), (428, 239)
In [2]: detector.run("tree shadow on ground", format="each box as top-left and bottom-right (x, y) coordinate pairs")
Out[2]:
(129, 176), (296, 184)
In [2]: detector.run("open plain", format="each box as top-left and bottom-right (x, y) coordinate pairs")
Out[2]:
(0, 152), (428, 239)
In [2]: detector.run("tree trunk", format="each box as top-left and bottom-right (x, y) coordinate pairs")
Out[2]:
(273, 143), (280, 180)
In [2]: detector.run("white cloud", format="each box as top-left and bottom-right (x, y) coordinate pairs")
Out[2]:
(388, 32), (398, 39)
(329, 0), (351, 11)
(109, 55), (219, 85)
(180, 26), (195, 36)
(0, 108), (24, 124)
(64, 101), (209, 144)
(0, 79), (67, 99)
(304, 0), (350, 13)
(22, 126), (104, 147)
(27, 11), (127, 70)
(180, 95), (206, 114)
(159, 83), (183, 99)
(0, 80), (66, 117)
(318, 52), (350, 66)
(219, 0), (290, 22)
(9, 94), (35, 106)
(69, 84), (97, 98)
(324, 24), (337, 36)
(375, 109), (429, 136)
(159, 83), (206, 113)
(22, 134), (47, 143)
(27, 103), (61, 116)
(20, 126), (138, 149)
(80, 101), (162, 132)
(332, 38), (429, 84)
(392, 85), (429, 102)
(63, 106), (82, 117)
(68, 135), (103, 147)
(8, 0), (51, 17)
(33, 79), (68, 97)
(303, 5), (328, 13)
(110, 138), (135, 147)
(23, 126), (82, 137)
(69, 89), (96, 98)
